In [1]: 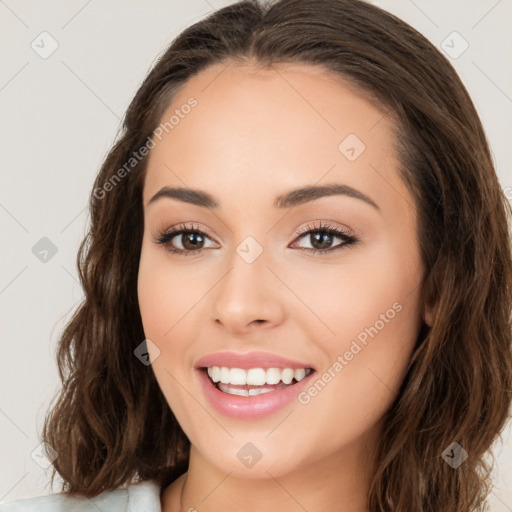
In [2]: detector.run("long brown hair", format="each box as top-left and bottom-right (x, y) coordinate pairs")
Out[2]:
(42, 1), (512, 510)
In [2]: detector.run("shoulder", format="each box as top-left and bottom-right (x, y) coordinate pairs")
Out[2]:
(0, 479), (162, 512)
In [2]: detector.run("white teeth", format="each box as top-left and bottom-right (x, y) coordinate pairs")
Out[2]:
(247, 368), (267, 386)
(219, 367), (230, 384)
(209, 366), (220, 382)
(217, 383), (276, 396)
(294, 368), (306, 381)
(266, 367), (281, 385)
(230, 368), (247, 385)
(248, 387), (274, 396)
(281, 368), (294, 385)
(206, 366), (312, 386)
(217, 384), (249, 397)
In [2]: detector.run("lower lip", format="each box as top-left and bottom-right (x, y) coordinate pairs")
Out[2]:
(196, 368), (315, 419)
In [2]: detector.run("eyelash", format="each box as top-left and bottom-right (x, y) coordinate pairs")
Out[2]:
(153, 221), (359, 257)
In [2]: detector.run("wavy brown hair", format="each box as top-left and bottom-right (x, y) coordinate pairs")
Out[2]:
(42, 0), (512, 510)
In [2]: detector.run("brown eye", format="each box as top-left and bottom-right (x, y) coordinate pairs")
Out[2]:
(291, 222), (359, 255)
(154, 224), (218, 256)
(180, 232), (206, 250)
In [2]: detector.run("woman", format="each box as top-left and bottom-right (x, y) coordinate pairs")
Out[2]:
(2, 0), (511, 511)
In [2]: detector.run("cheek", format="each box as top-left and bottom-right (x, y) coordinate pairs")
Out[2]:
(137, 243), (207, 386)
(137, 247), (194, 413)
(290, 240), (422, 347)
(136, 245), (190, 386)
(137, 265), (170, 340)
(293, 243), (422, 398)
(293, 304), (420, 459)
(296, 245), (422, 430)
(137, 243), (196, 339)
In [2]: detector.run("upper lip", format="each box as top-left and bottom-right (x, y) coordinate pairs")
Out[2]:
(195, 351), (315, 370)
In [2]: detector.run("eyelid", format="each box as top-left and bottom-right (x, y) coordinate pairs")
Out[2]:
(289, 221), (358, 254)
(153, 220), (359, 256)
(154, 221), (350, 245)
(152, 222), (219, 245)
(293, 220), (355, 239)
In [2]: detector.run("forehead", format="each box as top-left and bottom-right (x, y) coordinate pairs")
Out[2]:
(142, 61), (409, 218)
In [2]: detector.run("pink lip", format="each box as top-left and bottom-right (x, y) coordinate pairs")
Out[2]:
(195, 351), (315, 370)
(194, 351), (316, 420)
(195, 367), (316, 419)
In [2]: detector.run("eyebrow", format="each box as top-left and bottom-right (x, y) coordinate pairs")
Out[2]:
(147, 183), (379, 210)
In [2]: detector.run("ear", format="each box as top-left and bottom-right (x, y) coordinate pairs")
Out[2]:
(423, 302), (435, 327)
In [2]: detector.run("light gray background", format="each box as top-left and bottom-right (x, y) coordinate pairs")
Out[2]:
(1, 0), (511, 507)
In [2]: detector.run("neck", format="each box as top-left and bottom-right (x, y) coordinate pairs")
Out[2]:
(161, 428), (379, 512)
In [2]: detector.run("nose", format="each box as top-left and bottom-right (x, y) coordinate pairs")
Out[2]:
(211, 247), (286, 335)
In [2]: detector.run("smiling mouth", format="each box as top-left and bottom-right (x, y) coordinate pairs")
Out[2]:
(202, 366), (315, 397)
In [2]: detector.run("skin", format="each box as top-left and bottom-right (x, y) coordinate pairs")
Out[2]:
(137, 61), (432, 512)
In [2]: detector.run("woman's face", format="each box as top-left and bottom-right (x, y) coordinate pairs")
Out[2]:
(138, 62), (428, 479)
